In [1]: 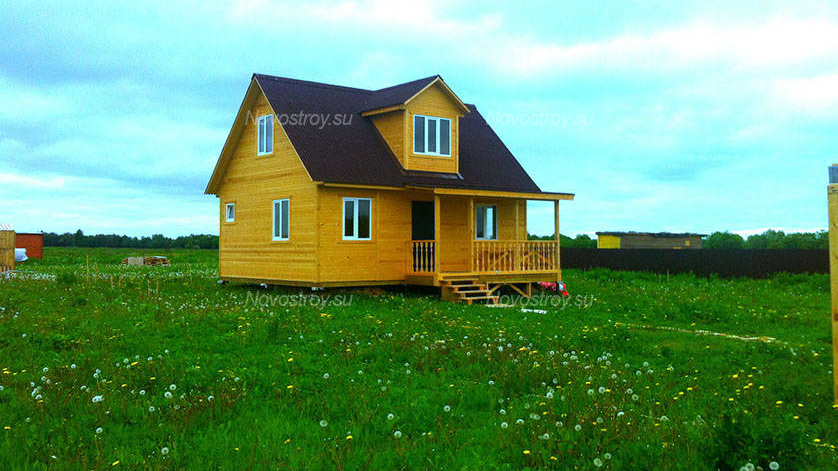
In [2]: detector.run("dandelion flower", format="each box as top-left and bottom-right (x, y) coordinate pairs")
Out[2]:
(393, 430), (402, 438)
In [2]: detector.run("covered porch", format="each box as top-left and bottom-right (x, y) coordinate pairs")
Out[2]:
(404, 187), (572, 300)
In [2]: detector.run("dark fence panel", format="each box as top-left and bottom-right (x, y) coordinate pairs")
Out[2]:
(561, 248), (828, 278)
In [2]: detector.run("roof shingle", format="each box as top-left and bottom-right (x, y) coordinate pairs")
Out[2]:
(253, 73), (552, 194)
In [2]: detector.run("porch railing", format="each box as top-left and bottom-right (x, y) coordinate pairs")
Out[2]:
(472, 240), (559, 273)
(410, 240), (436, 274)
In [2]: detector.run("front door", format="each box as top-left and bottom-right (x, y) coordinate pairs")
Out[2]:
(411, 201), (435, 240)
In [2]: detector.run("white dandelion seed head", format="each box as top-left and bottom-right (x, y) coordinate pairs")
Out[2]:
(139, 390), (146, 396)
(515, 419), (524, 425)
(443, 405), (450, 412)
(594, 457), (603, 467)
(499, 409), (506, 415)
(604, 453), (611, 460)
(148, 406), (155, 412)
(91, 395), (103, 403)
(769, 462), (780, 470)
(320, 420), (328, 427)
(164, 391), (173, 399)
(393, 430), (402, 438)
(323, 373), (329, 379)
(501, 422), (508, 428)
(168, 384), (176, 391)
(387, 413), (395, 420)
(161, 447), (169, 455)
(574, 424), (582, 431)
(95, 427), (103, 434)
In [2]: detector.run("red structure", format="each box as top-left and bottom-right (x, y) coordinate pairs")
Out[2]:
(15, 232), (43, 259)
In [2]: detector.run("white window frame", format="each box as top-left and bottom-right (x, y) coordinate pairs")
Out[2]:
(342, 197), (372, 241)
(475, 204), (497, 240)
(413, 114), (451, 157)
(225, 203), (235, 223)
(272, 198), (289, 241)
(257, 114), (274, 156)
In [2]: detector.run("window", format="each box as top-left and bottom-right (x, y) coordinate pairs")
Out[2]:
(413, 115), (451, 156)
(475, 204), (497, 240)
(343, 197), (372, 240)
(225, 203), (235, 223)
(257, 115), (273, 155)
(272, 199), (289, 240)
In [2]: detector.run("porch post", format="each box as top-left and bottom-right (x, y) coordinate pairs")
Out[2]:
(434, 195), (441, 274)
(554, 200), (560, 280)
(468, 197), (474, 272)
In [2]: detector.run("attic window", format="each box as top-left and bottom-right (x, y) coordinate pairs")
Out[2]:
(413, 115), (451, 157)
(257, 115), (273, 155)
(225, 203), (235, 223)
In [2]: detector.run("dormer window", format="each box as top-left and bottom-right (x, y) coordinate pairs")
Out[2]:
(413, 115), (451, 157)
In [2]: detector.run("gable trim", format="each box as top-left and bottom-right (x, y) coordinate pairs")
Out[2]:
(405, 77), (470, 114)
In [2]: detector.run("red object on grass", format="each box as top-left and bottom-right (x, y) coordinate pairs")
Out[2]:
(539, 281), (569, 297)
(15, 233), (43, 259)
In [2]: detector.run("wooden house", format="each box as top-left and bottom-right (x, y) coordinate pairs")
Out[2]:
(596, 232), (705, 249)
(206, 74), (574, 303)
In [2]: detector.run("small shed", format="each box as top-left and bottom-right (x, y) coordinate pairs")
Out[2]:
(15, 232), (44, 259)
(596, 231), (706, 249)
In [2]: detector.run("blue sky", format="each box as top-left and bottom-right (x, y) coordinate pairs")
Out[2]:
(1, 0), (837, 237)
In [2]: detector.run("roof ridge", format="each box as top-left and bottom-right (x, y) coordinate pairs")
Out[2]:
(372, 75), (440, 92)
(253, 73), (373, 94)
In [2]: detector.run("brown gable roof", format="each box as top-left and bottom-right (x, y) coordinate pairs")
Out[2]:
(219, 74), (562, 194)
(361, 75), (439, 113)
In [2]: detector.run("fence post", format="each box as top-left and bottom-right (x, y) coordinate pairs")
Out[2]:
(828, 165), (838, 405)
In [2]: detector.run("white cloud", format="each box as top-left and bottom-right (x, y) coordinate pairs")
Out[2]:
(491, 17), (838, 76)
(772, 72), (838, 114)
(0, 173), (66, 189)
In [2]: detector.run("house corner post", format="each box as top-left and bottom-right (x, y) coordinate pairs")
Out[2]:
(828, 165), (838, 404)
(554, 200), (560, 281)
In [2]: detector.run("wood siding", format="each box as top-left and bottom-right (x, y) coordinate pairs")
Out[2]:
(370, 110), (407, 168)
(217, 91), (318, 282)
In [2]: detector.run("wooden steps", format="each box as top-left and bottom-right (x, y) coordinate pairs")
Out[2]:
(441, 279), (499, 305)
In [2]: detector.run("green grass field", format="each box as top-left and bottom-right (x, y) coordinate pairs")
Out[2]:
(1, 247), (836, 469)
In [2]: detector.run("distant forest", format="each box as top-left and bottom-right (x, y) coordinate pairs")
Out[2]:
(43, 231), (219, 249)
(40, 229), (826, 250)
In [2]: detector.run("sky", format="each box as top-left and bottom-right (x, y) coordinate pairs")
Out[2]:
(1, 0), (837, 238)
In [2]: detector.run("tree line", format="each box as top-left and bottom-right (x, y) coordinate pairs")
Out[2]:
(41, 229), (827, 250)
(43, 230), (219, 249)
